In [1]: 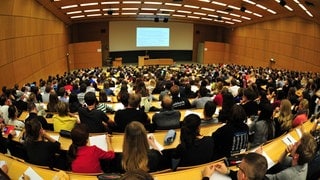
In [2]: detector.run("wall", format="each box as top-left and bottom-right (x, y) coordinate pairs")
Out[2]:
(228, 16), (320, 72)
(0, 0), (69, 87)
(193, 24), (230, 62)
(203, 41), (230, 64)
(69, 41), (102, 69)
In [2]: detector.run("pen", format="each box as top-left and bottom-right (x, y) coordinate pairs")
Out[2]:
(287, 137), (293, 144)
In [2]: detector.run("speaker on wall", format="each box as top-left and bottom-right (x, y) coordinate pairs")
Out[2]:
(163, 18), (168, 23)
(154, 17), (159, 22)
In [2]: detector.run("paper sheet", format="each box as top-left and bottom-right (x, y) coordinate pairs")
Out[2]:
(210, 171), (231, 180)
(19, 167), (43, 180)
(89, 135), (108, 151)
(49, 135), (60, 142)
(282, 134), (297, 146)
(184, 110), (202, 118)
(147, 133), (164, 151)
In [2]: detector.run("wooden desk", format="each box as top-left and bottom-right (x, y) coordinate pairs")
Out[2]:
(138, 56), (173, 66)
(46, 122), (223, 152)
(0, 153), (57, 180)
(18, 111), (54, 124)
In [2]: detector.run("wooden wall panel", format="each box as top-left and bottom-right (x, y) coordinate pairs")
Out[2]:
(203, 42), (229, 64)
(0, 0), (68, 88)
(228, 17), (320, 72)
(70, 41), (102, 69)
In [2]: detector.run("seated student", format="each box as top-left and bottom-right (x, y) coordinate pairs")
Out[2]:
(170, 85), (191, 110)
(114, 93), (151, 132)
(7, 105), (25, 129)
(273, 99), (293, 137)
(201, 101), (218, 126)
(152, 95), (181, 130)
(68, 124), (115, 173)
(24, 118), (61, 168)
(120, 169), (154, 180)
(53, 101), (79, 132)
(121, 121), (162, 172)
(202, 152), (268, 180)
(172, 114), (214, 167)
(25, 102), (50, 130)
(0, 118), (8, 153)
(212, 104), (249, 160)
(308, 117), (320, 180)
(96, 90), (114, 113)
(78, 92), (112, 133)
(250, 103), (275, 149)
(191, 86), (212, 109)
(46, 92), (59, 113)
(240, 88), (258, 118)
(292, 98), (309, 128)
(266, 133), (317, 180)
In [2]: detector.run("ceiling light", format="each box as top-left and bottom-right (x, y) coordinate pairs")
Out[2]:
(165, 3), (182, 7)
(201, 7), (215, 12)
(240, 6), (246, 12)
(211, 1), (226, 6)
(144, 1), (162, 5)
(80, 3), (98, 6)
(101, 1), (119, 4)
(61, 5), (78, 9)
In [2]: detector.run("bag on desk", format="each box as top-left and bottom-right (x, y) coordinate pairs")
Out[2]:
(164, 129), (176, 145)
(59, 130), (71, 138)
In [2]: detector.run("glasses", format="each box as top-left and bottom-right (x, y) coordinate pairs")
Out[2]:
(237, 164), (246, 176)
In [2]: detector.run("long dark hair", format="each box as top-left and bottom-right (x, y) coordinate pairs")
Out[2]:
(180, 114), (201, 149)
(24, 118), (42, 144)
(68, 124), (89, 162)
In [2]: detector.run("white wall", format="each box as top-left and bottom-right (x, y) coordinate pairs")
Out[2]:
(109, 21), (193, 51)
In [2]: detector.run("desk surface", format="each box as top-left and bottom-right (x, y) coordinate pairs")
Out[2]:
(50, 122), (224, 152)
(2, 121), (317, 180)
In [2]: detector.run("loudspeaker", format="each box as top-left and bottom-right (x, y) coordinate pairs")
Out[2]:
(107, 10), (113, 15)
(163, 18), (168, 23)
(154, 17), (159, 22)
(279, 0), (286, 6)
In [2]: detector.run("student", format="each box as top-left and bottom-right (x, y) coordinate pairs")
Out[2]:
(170, 85), (191, 110)
(121, 121), (162, 172)
(191, 86), (212, 109)
(78, 92), (112, 133)
(114, 93), (150, 132)
(120, 169), (154, 180)
(24, 118), (61, 168)
(53, 101), (79, 132)
(273, 99), (293, 137)
(201, 101), (218, 126)
(172, 114), (214, 167)
(68, 124), (115, 173)
(292, 98), (309, 128)
(202, 152), (268, 180)
(152, 95), (181, 130)
(266, 133), (317, 180)
(7, 105), (25, 129)
(25, 102), (50, 130)
(212, 104), (249, 160)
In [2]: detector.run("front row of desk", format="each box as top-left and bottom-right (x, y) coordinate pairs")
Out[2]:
(1, 120), (316, 180)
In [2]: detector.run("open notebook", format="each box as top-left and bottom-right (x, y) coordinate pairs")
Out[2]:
(89, 135), (108, 151)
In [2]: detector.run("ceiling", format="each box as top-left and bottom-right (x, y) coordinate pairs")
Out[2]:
(37, 0), (320, 27)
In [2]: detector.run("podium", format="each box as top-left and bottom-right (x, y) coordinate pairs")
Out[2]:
(138, 56), (149, 66)
(138, 56), (173, 66)
(113, 57), (122, 67)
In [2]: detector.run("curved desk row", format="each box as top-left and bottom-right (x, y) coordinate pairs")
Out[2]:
(2, 120), (316, 180)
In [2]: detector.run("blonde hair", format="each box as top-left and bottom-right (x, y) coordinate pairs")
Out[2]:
(122, 121), (149, 171)
(278, 99), (293, 131)
(56, 101), (69, 116)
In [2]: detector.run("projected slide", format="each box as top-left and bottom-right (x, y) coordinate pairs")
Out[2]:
(136, 27), (170, 47)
